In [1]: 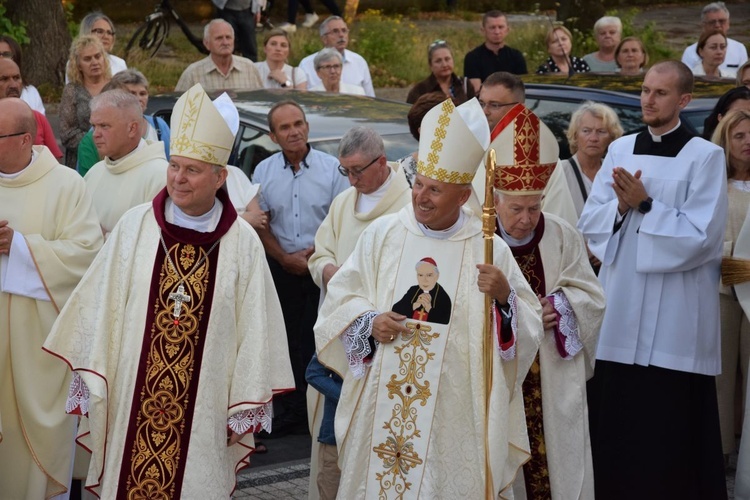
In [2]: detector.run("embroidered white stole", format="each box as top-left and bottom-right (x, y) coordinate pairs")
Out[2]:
(365, 232), (465, 499)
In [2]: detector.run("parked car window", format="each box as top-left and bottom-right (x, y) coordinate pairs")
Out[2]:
(236, 124), (281, 178)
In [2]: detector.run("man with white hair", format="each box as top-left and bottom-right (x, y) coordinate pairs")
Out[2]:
(492, 103), (605, 499)
(681, 2), (747, 76)
(473, 71), (579, 227)
(314, 98), (543, 498)
(299, 16), (375, 96)
(44, 84), (293, 498)
(583, 16), (622, 72)
(175, 19), (263, 91)
(84, 89), (168, 237)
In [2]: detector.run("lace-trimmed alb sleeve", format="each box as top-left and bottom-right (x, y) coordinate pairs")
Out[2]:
(341, 310), (379, 379)
(548, 291), (582, 359)
(227, 402), (274, 435)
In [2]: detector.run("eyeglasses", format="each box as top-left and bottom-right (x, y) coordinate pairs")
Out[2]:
(703, 18), (728, 26)
(429, 39), (448, 49)
(0, 131), (27, 140)
(318, 63), (342, 72)
(478, 99), (518, 111)
(0, 51), (13, 59)
(338, 155), (380, 178)
(324, 27), (349, 36)
(91, 27), (116, 36)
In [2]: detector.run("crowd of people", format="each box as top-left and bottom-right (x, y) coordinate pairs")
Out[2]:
(1, 1), (750, 499)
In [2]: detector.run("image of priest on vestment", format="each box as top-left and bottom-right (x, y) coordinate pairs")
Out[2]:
(391, 256), (453, 324)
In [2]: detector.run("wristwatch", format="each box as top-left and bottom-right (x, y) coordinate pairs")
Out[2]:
(638, 196), (653, 214)
(281, 79), (292, 88)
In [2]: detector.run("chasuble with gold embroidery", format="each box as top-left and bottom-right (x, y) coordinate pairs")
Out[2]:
(44, 188), (294, 498)
(315, 205), (544, 499)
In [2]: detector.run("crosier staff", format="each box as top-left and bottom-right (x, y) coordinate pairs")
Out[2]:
(482, 148), (497, 500)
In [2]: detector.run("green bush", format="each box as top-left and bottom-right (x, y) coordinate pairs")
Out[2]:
(0, 1), (28, 45)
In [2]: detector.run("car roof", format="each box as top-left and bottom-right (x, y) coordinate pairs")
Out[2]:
(147, 88), (413, 140)
(522, 72), (735, 99)
(524, 81), (720, 112)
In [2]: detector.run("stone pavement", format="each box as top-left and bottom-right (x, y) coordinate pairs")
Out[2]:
(233, 459), (310, 499)
(231, 450), (740, 499)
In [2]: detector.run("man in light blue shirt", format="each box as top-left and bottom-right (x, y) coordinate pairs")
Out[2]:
(252, 100), (349, 436)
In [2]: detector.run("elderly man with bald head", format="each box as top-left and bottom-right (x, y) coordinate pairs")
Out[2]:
(0, 97), (102, 498)
(0, 58), (62, 159)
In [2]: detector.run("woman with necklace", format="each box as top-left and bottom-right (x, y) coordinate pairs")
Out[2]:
(711, 109), (750, 465)
(60, 35), (111, 169)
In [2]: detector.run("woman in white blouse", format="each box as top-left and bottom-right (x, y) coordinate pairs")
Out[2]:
(254, 29), (307, 90)
(309, 48), (365, 95)
(692, 30), (734, 80)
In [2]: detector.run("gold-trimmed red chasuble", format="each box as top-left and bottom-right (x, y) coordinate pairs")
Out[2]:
(118, 239), (219, 499)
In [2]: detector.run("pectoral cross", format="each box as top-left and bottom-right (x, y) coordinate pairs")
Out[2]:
(168, 284), (191, 319)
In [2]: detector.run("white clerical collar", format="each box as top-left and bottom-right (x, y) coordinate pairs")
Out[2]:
(356, 169), (394, 214)
(0, 150), (37, 179)
(648, 120), (681, 143)
(106, 138), (146, 164)
(496, 216), (535, 246)
(165, 197), (223, 232)
(418, 208), (467, 240)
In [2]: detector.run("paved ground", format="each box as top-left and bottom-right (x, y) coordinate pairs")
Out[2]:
(234, 438), (739, 499)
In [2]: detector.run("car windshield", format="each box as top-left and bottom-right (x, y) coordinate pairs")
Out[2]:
(312, 134), (417, 161)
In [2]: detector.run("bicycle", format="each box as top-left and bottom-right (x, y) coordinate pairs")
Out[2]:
(125, 0), (208, 62)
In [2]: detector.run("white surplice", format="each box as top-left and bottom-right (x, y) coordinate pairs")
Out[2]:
(578, 130), (727, 375)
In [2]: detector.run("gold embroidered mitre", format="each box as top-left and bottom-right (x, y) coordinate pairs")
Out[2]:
(170, 84), (234, 167)
(417, 98), (490, 184)
(491, 103), (559, 195)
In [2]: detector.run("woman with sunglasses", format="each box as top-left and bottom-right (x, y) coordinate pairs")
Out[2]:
(406, 40), (474, 105)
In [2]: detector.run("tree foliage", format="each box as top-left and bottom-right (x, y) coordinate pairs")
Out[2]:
(5, 0), (71, 88)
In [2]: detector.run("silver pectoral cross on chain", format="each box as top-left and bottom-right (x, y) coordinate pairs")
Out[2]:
(168, 284), (191, 318)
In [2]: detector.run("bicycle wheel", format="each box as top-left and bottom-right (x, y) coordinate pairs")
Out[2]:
(125, 15), (169, 62)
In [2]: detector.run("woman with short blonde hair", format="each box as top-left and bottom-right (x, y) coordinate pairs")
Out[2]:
(561, 101), (623, 218)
